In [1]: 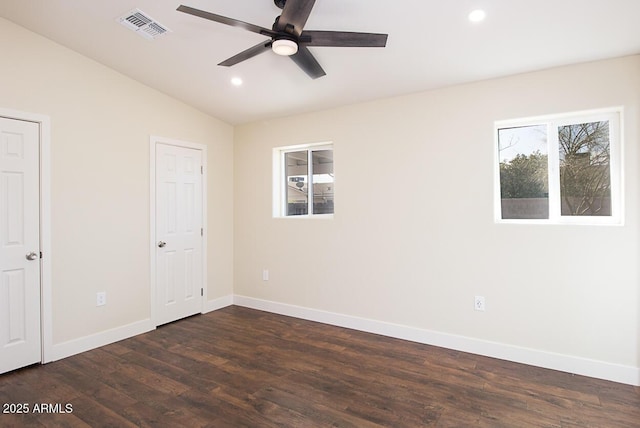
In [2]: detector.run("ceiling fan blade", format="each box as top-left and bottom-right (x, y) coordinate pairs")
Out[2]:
(218, 41), (272, 67)
(177, 5), (276, 37)
(277, 0), (316, 36)
(302, 31), (388, 47)
(290, 45), (326, 79)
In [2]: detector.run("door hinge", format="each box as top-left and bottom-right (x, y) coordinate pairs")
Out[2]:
(40, 251), (43, 259)
(201, 288), (203, 297)
(201, 227), (203, 236)
(201, 165), (203, 174)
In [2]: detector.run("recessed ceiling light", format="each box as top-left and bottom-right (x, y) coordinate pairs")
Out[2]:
(468, 9), (486, 23)
(230, 77), (243, 87)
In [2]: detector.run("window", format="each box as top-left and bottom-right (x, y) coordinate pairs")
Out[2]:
(495, 108), (622, 224)
(274, 143), (334, 217)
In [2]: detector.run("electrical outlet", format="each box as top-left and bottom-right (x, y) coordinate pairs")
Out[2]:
(474, 295), (485, 311)
(262, 269), (269, 281)
(96, 292), (106, 306)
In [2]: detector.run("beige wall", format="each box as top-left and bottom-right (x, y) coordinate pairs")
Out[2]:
(0, 18), (234, 344)
(234, 56), (640, 369)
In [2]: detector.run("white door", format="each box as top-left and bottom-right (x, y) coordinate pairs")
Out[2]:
(155, 143), (203, 326)
(0, 117), (41, 374)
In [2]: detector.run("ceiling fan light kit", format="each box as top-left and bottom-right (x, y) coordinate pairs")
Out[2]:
(177, 0), (388, 79)
(272, 39), (298, 56)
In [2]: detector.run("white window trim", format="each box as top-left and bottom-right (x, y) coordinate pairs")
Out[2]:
(273, 142), (334, 219)
(494, 107), (624, 225)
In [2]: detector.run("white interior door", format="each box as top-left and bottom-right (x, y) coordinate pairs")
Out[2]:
(155, 143), (203, 326)
(0, 117), (41, 374)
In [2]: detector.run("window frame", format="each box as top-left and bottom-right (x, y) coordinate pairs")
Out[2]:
(273, 142), (334, 219)
(494, 107), (623, 225)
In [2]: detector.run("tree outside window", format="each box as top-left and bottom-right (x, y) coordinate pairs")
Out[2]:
(558, 121), (610, 216)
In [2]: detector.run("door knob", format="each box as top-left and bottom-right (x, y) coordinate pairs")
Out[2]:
(157, 241), (167, 248)
(26, 252), (39, 261)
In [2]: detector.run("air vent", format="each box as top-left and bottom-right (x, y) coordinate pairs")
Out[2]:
(117, 8), (171, 40)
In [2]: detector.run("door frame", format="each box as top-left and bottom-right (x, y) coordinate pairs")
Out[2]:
(0, 107), (52, 364)
(149, 136), (207, 326)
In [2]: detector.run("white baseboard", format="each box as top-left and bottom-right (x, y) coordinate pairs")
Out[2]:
(47, 294), (233, 363)
(50, 319), (155, 362)
(203, 294), (234, 313)
(44, 295), (639, 386)
(233, 295), (640, 386)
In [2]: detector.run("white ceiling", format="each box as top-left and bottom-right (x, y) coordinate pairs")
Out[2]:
(1, 0), (639, 125)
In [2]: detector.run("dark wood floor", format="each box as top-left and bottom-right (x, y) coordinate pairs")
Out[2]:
(1, 306), (638, 427)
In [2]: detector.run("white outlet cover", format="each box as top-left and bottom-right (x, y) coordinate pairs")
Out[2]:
(97, 292), (106, 306)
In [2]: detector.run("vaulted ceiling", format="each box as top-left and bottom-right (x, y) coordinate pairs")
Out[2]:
(1, 0), (639, 125)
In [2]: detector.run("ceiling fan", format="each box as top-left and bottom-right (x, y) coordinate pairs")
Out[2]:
(177, 0), (388, 79)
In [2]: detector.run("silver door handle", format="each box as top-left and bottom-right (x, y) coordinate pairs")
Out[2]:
(157, 241), (166, 248)
(26, 252), (38, 261)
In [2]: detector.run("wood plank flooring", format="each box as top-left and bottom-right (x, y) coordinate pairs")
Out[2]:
(1, 306), (639, 427)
